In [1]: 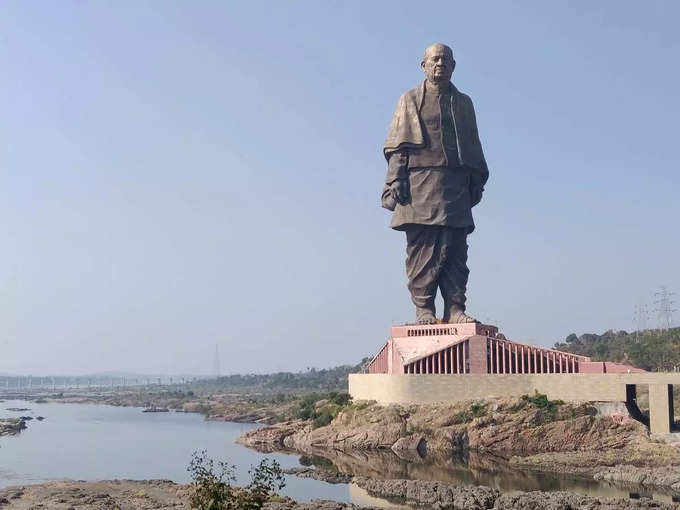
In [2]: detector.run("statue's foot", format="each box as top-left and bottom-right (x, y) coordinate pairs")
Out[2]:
(415, 307), (437, 325)
(446, 309), (479, 324)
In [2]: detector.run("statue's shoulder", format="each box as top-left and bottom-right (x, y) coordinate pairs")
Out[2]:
(394, 83), (423, 104)
(452, 86), (474, 104)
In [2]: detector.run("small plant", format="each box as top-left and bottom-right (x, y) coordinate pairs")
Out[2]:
(313, 410), (335, 428)
(470, 402), (487, 417)
(187, 450), (236, 510)
(243, 458), (286, 510)
(187, 451), (285, 510)
(452, 410), (472, 424)
(521, 392), (564, 423)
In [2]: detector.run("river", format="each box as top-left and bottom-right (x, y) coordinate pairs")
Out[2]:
(0, 399), (676, 507)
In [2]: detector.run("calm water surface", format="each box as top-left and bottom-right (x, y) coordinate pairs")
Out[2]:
(1, 400), (677, 507)
(0, 400), (348, 503)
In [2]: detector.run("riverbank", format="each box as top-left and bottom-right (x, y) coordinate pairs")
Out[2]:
(0, 478), (678, 509)
(238, 395), (680, 493)
(0, 480), (370, 509)
(1, 388), (299, 424)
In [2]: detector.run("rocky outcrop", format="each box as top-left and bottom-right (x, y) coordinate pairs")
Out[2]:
(237, 420), (309, 452)
(239, 397), (650, 458)
(354, 477), (680, 509)
(354, 477), (497, 509)
(282, 467), (353, 484)
(0, 418), (27, 436)
(238, 397), (680, 491)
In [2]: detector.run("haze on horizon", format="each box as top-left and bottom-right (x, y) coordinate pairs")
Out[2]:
(1, 1), (678, 376)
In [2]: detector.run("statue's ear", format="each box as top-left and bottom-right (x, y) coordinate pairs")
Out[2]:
(420, 60), (426, 72)
(451, 59), (456, 73)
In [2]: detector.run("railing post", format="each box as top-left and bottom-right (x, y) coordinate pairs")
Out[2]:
(468, 336), (488, 374)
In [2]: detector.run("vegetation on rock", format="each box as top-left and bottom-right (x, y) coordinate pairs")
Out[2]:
(295, 391), (352, 428)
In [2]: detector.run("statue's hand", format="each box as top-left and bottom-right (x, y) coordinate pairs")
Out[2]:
(390, 179), (410, 205)
(470, 186), (484, 207)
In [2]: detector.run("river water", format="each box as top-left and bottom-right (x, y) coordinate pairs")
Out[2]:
(0, 400), (676, 507)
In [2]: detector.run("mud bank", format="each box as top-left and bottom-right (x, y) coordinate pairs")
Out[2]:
(5, 389), (298, 425)
(1, 478), (677, 510)
(0, 480), (366, 509)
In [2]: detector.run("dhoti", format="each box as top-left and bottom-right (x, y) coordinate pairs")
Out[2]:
(405, 225), (469, 320)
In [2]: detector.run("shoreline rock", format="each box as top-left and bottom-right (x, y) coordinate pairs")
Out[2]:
(2, 478), (675, 510)
(0, 418), (28, 436)
(0, 480), (375, 509)
(238, 397), (680, 493)
(354, 477), (679, 509)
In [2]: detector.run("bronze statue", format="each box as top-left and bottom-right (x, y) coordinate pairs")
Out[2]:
(382, 43), (488, 325)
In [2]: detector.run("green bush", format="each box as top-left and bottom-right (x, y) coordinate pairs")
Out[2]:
(313, 411), (334, 428)
(294, 392), (352, 427)
(187, 450), (235, 509)
(521, 392), (564, 423)
(452, 410), (472, 424)
(470, 402), (487, 417)
(187, 450), (285, 510)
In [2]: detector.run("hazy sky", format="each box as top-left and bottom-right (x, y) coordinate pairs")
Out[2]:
(1, 1), (679, 375)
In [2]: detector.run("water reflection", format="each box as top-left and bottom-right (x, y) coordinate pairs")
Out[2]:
(293, 446), (680, 504)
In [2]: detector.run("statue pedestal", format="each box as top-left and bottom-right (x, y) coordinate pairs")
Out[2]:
(367, 322), (591, 376)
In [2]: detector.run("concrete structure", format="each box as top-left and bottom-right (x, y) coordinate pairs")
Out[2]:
(355, 323), (678, 434)
(368, 323), (645, 375)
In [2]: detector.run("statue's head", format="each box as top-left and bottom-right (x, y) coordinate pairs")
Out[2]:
(421, 43), (455, 84)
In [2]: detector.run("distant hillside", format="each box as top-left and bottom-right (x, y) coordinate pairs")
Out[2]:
(190, 357), (371, 394)
(553, 327), (680, 372)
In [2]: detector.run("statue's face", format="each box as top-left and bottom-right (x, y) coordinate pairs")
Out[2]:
(421, 45), (455, 83)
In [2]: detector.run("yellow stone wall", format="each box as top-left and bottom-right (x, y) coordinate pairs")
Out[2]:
(349, 373), (680, 433)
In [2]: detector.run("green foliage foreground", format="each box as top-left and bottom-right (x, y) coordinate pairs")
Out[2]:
(187, 450), (285, 510)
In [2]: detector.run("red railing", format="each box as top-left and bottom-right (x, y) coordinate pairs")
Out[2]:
(368, 342), (389, 374)
(486, 337), (586, 374)
(403, 339), (469, 374)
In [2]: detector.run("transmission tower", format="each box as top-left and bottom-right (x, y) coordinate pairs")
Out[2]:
(654, 286), (677, 330)
(213, 344), (221, 379)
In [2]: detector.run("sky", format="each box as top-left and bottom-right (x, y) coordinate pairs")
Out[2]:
(1, 1), (679, 376)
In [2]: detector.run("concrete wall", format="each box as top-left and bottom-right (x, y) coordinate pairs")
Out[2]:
(349, 373), (680, 433)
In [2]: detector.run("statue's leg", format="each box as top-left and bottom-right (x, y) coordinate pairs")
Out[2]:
(440, 228), (477, 323)
(405, 225), (441, 324)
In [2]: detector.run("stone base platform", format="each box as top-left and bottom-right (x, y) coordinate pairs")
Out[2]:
(349, 372), (680, 434)
(368, 322), (597, 375)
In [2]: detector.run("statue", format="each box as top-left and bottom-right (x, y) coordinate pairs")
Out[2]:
(382, 43), (489, 325)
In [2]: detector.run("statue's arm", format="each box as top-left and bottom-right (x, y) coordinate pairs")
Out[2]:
(466, 97), (489, 207)
(381, 150), (410, 210)
(385, 150), (409, 184)
(469, 164), (487, 207)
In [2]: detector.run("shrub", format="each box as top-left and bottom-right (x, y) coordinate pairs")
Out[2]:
(470, 402), (487, 417)
(295, 392), (352, 427)
(187, 451), (285, 510)
(452, 410), (472, 424)
(313, 410), (334, 428)
(187, 450), (235, 509)
(521, 392), (564, 423)
(243, 458), (286, 510)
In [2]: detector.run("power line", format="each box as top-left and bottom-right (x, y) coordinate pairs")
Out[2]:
(654, 286), (677, 330)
